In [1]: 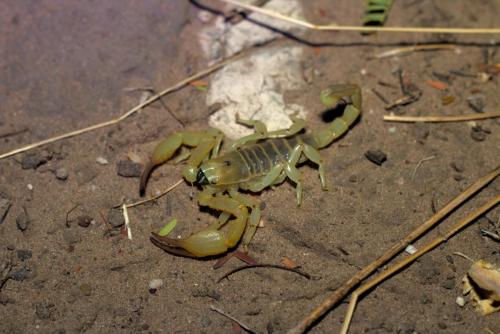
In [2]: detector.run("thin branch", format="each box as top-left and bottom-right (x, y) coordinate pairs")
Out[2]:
(287, 167), (500, 334)
(125, 179), (184, 209)
(210, 305), (259, 334)
(411, 156), (436, 181)
(341, 195), (500, 334)
(373, 45), (458, 58)
(218, 263), (311, 283)
(122, 203), (132, 240)
(383, 111), (500, 123)
(0, 54), (243, 160)
(217, 0), (500, 34)
(0, 127), (29, 139)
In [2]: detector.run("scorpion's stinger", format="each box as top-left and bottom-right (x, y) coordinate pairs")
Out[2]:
(314, 84), (362, 148)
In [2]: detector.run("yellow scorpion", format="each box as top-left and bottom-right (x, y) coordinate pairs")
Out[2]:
(140, 84), (361, 257)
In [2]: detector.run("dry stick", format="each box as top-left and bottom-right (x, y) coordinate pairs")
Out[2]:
(217, 0), (500, 34)
(125, 179), (184, 209)
(217, 263), (311, 283)
(373, 45), (458, 59)
(340, 195), (500, 334)
(0, 55), (242, 161)
(383, 111), (500, 123)
(287, 167), (500, 334)
(210, 305), (259, 334)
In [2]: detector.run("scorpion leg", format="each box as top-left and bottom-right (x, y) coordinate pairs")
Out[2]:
(150, 188), (249, 257)
(230, 114), (306, 150)
(230, 114), (269, 150)
(228, 189), (261, 252)
(243, 163), (284, 192)
(140, 128), (223, 195)
(285, 144), (305, 206)
(303, 144), (326, 189)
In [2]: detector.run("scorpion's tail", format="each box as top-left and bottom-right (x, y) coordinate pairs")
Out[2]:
(312, 84), (362, 149)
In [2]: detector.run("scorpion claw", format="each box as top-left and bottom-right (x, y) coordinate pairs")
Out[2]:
(150, 232), (197, 257)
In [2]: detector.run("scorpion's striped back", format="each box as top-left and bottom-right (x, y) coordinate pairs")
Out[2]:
(231, 134), (317, 179)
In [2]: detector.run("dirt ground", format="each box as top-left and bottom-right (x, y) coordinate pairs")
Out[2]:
(0, 1), (499, 333)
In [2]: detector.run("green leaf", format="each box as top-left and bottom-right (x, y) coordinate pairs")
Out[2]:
(158, 219), (177, 237)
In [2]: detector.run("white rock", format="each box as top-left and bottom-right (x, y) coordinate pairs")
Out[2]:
(96, 157), (109, 165)
(148, 278), (164, 290)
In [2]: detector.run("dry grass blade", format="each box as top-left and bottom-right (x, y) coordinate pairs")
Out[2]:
(374, 45), (458, 59)
(383, 111), (500, 123)
(217, 263), (311, 283)
(0, 55), (242, 160)
(210, 305), (259, 334)
(125, 179), (183, 209)
(340, 195), (500, 334)
(217, 0), (500, 34)
(287, 167), (500, 334)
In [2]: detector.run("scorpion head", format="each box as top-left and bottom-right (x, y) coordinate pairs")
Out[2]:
(197, 155), (246, 187)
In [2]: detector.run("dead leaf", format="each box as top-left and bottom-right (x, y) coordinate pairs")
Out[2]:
(281, 256), (298, 269)
(426, 79), (448, 90)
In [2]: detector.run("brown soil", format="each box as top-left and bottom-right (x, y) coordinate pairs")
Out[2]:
(0, 1), (499, 333)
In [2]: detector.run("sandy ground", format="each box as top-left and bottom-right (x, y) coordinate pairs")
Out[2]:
(0, 1), (499, 333)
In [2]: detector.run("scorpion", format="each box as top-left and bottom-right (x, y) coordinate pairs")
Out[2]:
(139, 84), (361, 258)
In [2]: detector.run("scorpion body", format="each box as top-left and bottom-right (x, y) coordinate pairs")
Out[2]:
(140, 84), (361, 257)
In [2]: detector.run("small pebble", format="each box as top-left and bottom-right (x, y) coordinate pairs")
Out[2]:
(107, 208), (125, 228)
(116, 160), (142, 178)
(470, 125), (488, 141)
(0, 198), (11, 224)
(35, 302), (55, 320)
(27, 184), (33, 190)
(16, 249), (32, 261)
(467, 94), (485, 113)
(55, 168), (69, 181)
(77, 215), (92, 228)
(148, 278), (164, 293)
(96, 157), (109, 165)
(442, 278), (455, 290)
(455, 296), (465, 307)
(21, 154), (47, 170)
(405, 245), (417, 255)
(16, 210), (29, 231)
(450, 161), (464, 173)
(364, 149), (387, 166)
(10, 267), (31, 281)
(388, 126), (397, 133)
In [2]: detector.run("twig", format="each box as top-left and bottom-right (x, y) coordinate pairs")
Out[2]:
(216, 0), (500, 34)
(0, 54), (243, 160)
(411, 156), (436, 181)
(374, 45), (458, 59)
(218, 263), (311, 283)
(124, 179), (183, 209)
(287, 167), (500, 334)
(0, 127), (29, 139)
(210, 305), (259, 334)
(481, 229), (500, 241)
(122, 203), (132, 240)
(383, 111), (500, 122)
(340, 195), (500, 334)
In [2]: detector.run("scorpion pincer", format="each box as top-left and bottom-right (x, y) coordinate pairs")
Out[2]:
(140, 84), (362, 257)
